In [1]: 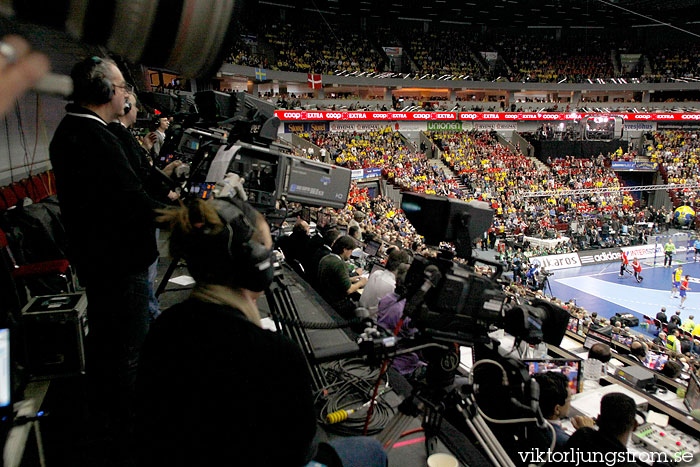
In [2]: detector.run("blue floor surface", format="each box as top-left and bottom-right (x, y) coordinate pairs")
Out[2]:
(548, 256), (700, 329)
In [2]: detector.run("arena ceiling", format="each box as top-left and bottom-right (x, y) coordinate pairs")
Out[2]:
(262, 0), (700, 30)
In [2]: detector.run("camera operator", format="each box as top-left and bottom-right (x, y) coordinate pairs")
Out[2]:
(536, 267), (552, 290)
(526, 262), (541, 290)
(108, 91), (183, 321)
(49, 56), (158, 450)
(108, 92), (181, 206)
(148, 114), (170, 157)
(136, 197), (386, 467)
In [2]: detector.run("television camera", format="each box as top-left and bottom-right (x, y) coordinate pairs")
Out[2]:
(355, 192), (570, 466)
(148, 90), (351, 214)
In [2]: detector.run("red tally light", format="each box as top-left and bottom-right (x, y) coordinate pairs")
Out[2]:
(155, 109), (161, 115)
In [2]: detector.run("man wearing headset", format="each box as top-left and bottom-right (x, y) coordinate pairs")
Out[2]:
(148, 114), (170, 157)
(49, 57), (157, 451)
(136, 186), (387, 467)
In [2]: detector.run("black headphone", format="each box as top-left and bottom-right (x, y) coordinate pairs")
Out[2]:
(185, 197), (273, 292)
(151, 115), (164, 131)
(70, 56), (115, 104)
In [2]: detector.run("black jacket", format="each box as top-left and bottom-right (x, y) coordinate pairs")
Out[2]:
(49, 105), (158, 282)
(107, 122), (173, 208)
(562, 427), (636, 466)
(136, 299), (319, 467)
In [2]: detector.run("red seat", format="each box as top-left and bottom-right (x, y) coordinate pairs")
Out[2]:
(13, 259), (71, 279)
(0, 227), (75, 296)
(1, 187), (17, 209)
(11, 181), (27, 200)
(30, 175), (49, 201)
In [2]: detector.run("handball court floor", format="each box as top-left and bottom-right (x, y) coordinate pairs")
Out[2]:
(545, 253), (700, 332)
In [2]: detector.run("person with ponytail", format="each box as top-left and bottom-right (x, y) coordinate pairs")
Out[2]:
(135, 197), (386, 467)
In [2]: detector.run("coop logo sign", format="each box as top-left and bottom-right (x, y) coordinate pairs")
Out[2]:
(682, 114), (700, 120)
(530, 253), (581, 271)
(634, 114), (652, 120)
(283, 112), (302, 119)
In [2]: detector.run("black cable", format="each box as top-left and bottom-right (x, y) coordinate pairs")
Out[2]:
(315, 359), (395, 436)
(5, 116), (13, 183)
(15, 101), (30, 175)
(271, 315), (364, 330)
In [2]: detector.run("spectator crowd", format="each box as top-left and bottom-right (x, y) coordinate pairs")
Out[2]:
(226, 18), (700, 83)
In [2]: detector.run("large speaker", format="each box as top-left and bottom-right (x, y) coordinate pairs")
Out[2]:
(22, 294), (87, 380)
(139, 92), (181, 114)
(195, 90), (234, 120)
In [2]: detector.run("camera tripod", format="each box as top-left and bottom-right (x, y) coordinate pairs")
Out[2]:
(376, 377), (514, 467)
(540, 276), (554, 298)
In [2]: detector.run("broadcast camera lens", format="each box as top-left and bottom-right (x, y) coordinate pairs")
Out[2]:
(504, 299), (569, 346)
(1, 0), (242, 77)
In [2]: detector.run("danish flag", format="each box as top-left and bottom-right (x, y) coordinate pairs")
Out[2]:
(307, 73), (322, 89)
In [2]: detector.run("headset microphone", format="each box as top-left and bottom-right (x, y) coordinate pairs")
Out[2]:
(123, 100), (132, 116)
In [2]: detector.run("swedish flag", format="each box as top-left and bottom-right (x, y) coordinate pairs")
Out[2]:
(255, 68), (266, 81)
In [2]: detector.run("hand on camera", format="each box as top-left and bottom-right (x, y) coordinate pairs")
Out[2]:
(213, 173), (248, 201)
(0, 35), (49, 118)
(162, 160), (184, 177)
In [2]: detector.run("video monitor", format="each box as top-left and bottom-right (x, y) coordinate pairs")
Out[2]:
(612, 333), (633, 347)
(643, 351), (669, 371)
(0, 329), (9, 409)
(189, 182), (217, 200)
(584, 329), (612, 350)
(364, 240), (381, 257)
(177, 132), (201, 157)
(684, 372), (700, 412)
(524, 358), (581, 394)
(567, 317), (579, 334)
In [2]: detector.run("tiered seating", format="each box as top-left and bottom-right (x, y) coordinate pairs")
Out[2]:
(403, 29), (485, 78)
(648, 131), (700, 209)
(258, 23), (382, 74)
(304, 128), (462, 197)
(432, 131), (636, 255)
